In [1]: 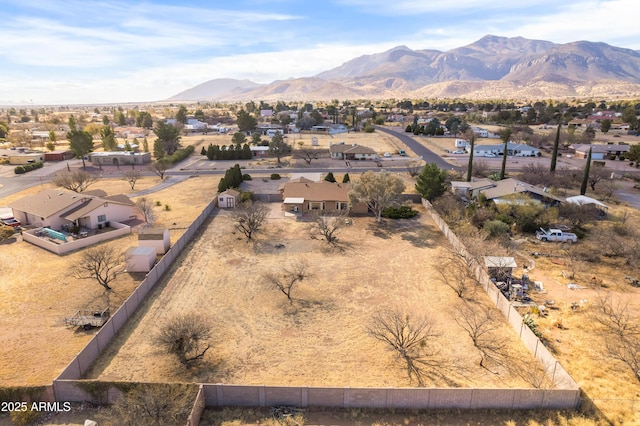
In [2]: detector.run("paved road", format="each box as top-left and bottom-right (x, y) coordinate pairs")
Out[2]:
(375, 126), (464, 171)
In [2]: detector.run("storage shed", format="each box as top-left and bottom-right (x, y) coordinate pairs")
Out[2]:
(218, 189), (240, 208)
(484, 256), (518, 281)
(138, 228), (170, 254)
(124, 246), (157, 272)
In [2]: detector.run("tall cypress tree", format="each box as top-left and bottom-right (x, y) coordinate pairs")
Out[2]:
(218, 177), (228, 193)
(550, 123), (561, 173)
(466, 134), (475, 182)
(499, 128), (511, 180)
(580, 148), (592, 195)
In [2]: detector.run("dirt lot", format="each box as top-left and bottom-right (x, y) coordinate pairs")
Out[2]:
(0, 174), (218, 387)
(85, 206), (537, 389)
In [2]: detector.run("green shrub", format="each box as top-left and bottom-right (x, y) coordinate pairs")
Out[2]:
(239, 191), (254, 202)
(363, 124), (375, 133)
(165, 146), (195, 165)
(155, 200), (162, 206)
(242, 173), (252, 180)
(164, 204), (171, 211)
(381, 205), (418, 219)
(270, 173), (281, 180)
(483, 219), (511, 237)
(14, 161), (43, 174)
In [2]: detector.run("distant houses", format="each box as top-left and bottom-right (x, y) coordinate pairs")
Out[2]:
(329, 143), (377, 161)
(473, 142), (540, 157)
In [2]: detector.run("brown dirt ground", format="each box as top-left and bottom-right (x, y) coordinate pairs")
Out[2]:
(0, 175), (218, 387)
(85, 205), (537, 389)
(500, 203), (640, 425)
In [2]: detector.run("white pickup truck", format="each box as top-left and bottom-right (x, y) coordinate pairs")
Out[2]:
(536, 228), (578, 243)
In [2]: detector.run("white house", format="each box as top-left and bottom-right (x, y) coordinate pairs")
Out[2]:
(473, 142), (540, 157)
(329, 143), (377, 160)
(138, 228), (171, 254)
(218, 189), (240, 208)
(454, 139), (470, 149)
(185, 119), (208, 132)
(471, 127), (489, 138)
(9, 188), (137, 230)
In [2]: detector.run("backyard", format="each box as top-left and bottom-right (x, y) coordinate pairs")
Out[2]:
(0, 174), (218, 386)
(85, 206), (540, 389)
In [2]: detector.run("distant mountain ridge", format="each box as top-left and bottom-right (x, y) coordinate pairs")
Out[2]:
(167, 35), (640, 101)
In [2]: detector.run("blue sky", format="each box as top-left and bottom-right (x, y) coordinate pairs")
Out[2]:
(1, 0), (638, 105)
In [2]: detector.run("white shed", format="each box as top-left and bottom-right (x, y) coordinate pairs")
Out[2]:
(125, 246), (157, 272)
(138, 228), (171, 254)
(218, 189), (240, 208)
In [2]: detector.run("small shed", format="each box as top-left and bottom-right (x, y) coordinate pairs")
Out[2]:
(484, 256), (518, 281)
(44, 150), (74, 161)
(218, 189), (240, 208)
(124, 246), (156, 272)
(138, 228), (170, 254)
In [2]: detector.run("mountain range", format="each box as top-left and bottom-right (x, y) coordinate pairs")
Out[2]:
(167, 35), (640, 102)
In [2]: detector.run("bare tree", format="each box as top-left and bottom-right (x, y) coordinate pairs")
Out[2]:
(367, 310), (441, 386)
(264, 259), (311, 302)
(508, 358), (559, 389)
(310, 213), (345, 245)
(148, 159), (170, 180)
(436, 252), (476, 298)
(406, 160), (422, 178)
(156, 313), (212, 366)
(136, 197), (156, 225)
(454, 302), (507, 368)
(592, 293), (640, 381)
(293, 147), (327, 165)
(52, 170), (98, 192)
(111, 383), (196, 426)
(472, 159), (490, 178)
(588, 163), (609, 191)
(124, 169), (141, 190)
(558, 202), (598, 229)
(232, 201), (269, 240)
(74, 245), (122, 290)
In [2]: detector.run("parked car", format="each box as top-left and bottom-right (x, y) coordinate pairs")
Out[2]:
(452, 150), (466, 154)
(485, 153), (497, 158)
(398, 150), (407, 156)
(1, 217), (21, 227)
(383, 152), (391, 157)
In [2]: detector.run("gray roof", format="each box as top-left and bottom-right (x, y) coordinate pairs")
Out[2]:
(9, 188), (133, 219)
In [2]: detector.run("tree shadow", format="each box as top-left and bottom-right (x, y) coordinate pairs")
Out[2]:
(367, 221), (392, 239)
(400, 227), (437, 248)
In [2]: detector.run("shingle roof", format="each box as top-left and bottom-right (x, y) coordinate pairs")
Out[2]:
(9, 188), (133, 219)
(281, 181), (351, 202)
(329, 144), (376, 155)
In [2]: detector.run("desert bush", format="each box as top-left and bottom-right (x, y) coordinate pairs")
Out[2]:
(270, 173), (281, 180)
(382, 205), (418, 219)
(483, 219), (510, 238)
(242, 173), (252, 180)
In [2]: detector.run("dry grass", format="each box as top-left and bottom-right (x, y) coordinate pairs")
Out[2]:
(85, 208), (536, 389)
(505, 204), (640, 425)
(0, 174), (217, 386)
